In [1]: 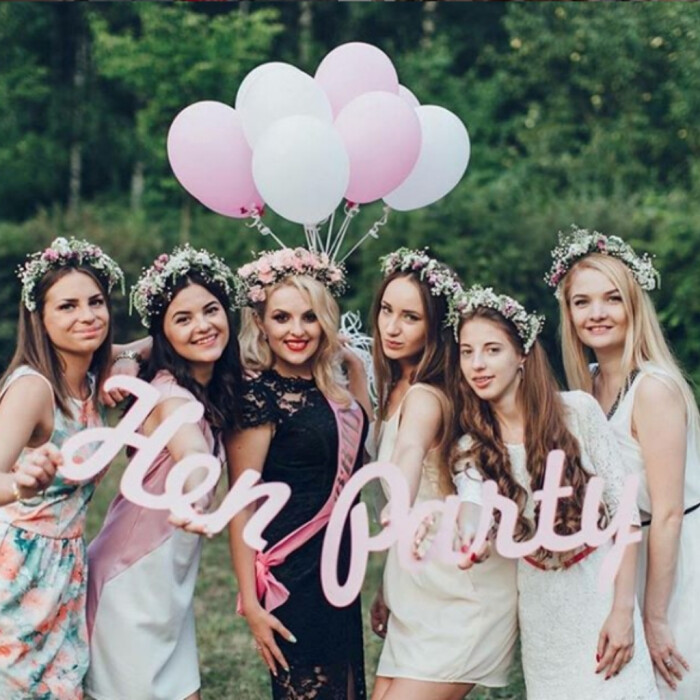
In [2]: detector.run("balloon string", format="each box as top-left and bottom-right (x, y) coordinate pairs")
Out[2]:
(325, 209), (336, 256)
(304, 224), (323, 253)
(329, 202), (361, 263)
(339, 205), (391, 264)
(246, 211), (288, 249)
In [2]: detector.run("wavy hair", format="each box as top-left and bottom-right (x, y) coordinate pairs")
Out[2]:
(238, 275), (351, 407)
(559, 253), (700, 434)
(141, 272), (243, 435)
(2, 266), (113, 418)
(447, 308), (606, 560)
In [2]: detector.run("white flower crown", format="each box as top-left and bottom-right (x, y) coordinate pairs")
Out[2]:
(236, 247), (347, 307)
(447, 285), (545, 354)
(130, 244), (240, 328)
(379, 247), (464, 308)
(545, 225), (660, 297)
(17, 237), (125, 312)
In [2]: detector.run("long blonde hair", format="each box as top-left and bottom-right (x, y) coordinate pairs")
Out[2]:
(238, 275), (351, 406)
(560, 254), (700, 432)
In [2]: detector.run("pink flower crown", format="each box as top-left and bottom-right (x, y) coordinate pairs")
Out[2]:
(131, 244), (240, 328)
(545, 225), (660, 297)
(447, 285), (545, 354)
(17, 237), (125, 312)
(379, 247), (464, 305)
(236, 247), (347, 306)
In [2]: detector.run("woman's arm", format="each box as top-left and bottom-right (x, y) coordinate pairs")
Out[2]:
(0, 376), (57, 504)
(634, 375), (689, 688)
(226, 426), (294, 677)
(389, 387), (442, 504)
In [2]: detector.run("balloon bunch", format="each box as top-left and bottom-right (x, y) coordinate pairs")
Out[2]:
(167, 42), (470, 262)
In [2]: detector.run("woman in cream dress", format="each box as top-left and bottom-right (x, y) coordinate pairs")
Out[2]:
(368, 248), (518, 700)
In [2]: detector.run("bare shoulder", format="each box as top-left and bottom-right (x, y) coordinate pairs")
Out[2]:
(635, 372), (684, 409)
(403, 383), (445, 416)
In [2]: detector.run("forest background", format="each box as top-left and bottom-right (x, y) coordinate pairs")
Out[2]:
(1, 3), (699, 698)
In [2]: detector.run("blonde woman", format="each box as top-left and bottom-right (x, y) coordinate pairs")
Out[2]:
(550, 226), (700, 698)
(228, 248), (370, 700)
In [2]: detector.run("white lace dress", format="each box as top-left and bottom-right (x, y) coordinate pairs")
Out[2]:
(373, 383), (518, 686)
(607, 363), (700, 699)
(465, 391), (658, 699)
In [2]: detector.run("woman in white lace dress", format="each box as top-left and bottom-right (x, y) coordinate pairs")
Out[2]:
(551, 227), (700, 698)
(447, 285), (658, 700)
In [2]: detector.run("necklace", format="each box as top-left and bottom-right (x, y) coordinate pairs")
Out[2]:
(594, 367), (640, 420)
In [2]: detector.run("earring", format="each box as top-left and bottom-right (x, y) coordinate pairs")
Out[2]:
(517, 364), (524, 375)
(261, 332), (268, 342)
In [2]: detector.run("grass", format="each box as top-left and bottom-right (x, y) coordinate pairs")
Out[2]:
(86, 457), (526, 699)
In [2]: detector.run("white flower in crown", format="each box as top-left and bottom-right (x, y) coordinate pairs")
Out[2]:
(447, 285), (545, 354)
(379, 247), (464, 306)
(236, 247), (347, 307)
(17, 236), (125, 312)
(545, 225), (660, 297)
(130, 244), (240, 328)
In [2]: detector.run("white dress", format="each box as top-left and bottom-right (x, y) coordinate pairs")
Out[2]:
(607, 363), (700, 699)
(374, 383), (518, 685)
(508, 391), (658, 699)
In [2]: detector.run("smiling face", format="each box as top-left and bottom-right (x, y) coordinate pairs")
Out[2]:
(377, 276), (428, 366)
(163, 283), (230, 380)
(567, 266), (628, 354)
(458, 316), (524, 407)
(257, 283), (323, 379)
(42, 270), (110, 359)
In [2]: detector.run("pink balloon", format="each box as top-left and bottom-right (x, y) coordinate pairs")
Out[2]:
(398, 85), (420, 109)
(315, 42), (399, 117)
(167, 101), (263, 218)
(334, 92), (421, 204)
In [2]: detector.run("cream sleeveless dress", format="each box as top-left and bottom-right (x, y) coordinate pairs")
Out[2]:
(374, 383), (518, 685)
(607, 363), (700, 699)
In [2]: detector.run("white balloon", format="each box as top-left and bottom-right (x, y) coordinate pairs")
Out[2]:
(235, 62), (301, 110)
(252, 115), (350, 225)
(398, 85), (420, 109)
(384, 106), (470, 212)
(240, 69), (333, 148)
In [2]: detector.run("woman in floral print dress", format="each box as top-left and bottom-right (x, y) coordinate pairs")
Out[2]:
(0, 237), (123, 699)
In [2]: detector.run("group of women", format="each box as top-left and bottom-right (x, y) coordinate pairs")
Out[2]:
(0, 225), (697, 700)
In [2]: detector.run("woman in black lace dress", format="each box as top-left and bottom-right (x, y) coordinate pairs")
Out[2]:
(228, 249), (371, 700)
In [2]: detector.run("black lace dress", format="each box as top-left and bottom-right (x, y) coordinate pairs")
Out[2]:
(241, 369), (368, 700)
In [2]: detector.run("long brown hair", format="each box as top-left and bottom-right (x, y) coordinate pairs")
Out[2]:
(371, 269), (455, 494)
(1, 266), (114, 418)
(447, 308), (605, 559)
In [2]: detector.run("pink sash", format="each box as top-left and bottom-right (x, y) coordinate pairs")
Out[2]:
(236, 398), (364, 614)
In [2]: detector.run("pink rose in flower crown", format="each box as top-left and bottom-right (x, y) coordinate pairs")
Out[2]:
(249, 286), (266, 303)
(258, 268), (276, 285)
(329, 268), (344, 284)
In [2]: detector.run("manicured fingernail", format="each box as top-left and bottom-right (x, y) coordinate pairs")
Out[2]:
(470, 552), (478, 562)
(284, 666), (290, 673)
(288, 634), (297, 643)
(460, 544), (469, 554)
(596, 654), (600, 662)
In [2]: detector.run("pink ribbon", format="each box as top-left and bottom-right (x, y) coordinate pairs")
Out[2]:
(237, 399), (363, 614)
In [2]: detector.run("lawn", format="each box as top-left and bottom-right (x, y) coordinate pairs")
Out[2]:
(86, 456), (526, 699)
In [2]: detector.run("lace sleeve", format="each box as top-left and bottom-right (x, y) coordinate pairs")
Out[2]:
(569, 391), (640, 525)
(240, 377), (276, 429)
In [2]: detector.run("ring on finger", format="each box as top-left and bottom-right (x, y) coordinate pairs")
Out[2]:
(663, 657), (673, 667)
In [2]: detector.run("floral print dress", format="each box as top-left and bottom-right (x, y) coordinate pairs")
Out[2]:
(0, 366), (105, 700)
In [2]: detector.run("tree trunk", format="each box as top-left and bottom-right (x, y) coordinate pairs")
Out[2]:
(130, 160), (144, 212)
(68, 12), (88, 215)
(298, 2), (313, 69)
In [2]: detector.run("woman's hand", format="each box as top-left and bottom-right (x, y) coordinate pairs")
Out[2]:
(370, 587), (390, 639)
(244, 603), (296, 676)
(455, 532), (491, 570)
(100, 356), (140, 407)
(596, 606), (635, 680)
(14, 443), (62, 499)
(168, 506), (212, 538)
(644, 617), (689, 691)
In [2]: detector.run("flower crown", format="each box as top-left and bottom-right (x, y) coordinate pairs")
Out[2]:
(379, 247), (464, 306)
(131, 244), (240, 328)
(545, 225), (660, 296)
(17, 237), (125, 312)
(447, 285), (545, 354)
(236, 247), (346, 307)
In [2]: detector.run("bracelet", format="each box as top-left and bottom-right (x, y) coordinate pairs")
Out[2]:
(114, 350), (142, 366)
(11, 479), (23, 503)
